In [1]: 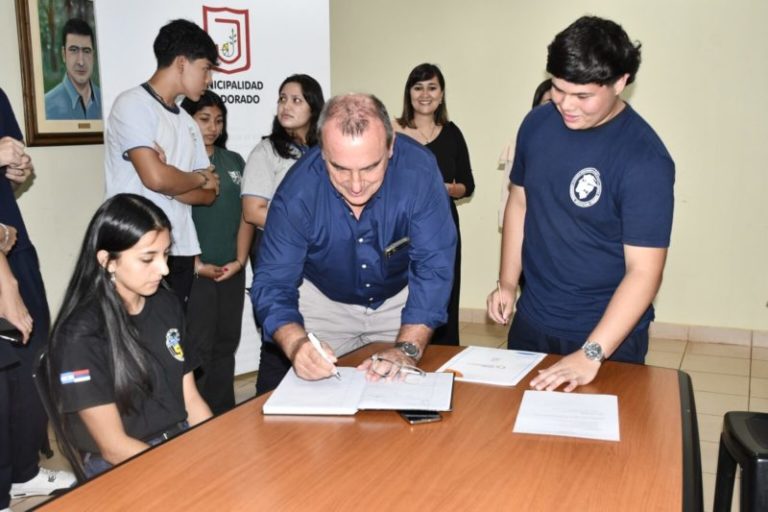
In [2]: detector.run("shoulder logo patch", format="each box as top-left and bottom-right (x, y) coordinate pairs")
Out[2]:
(60, 369), (91, 385)
(570, 167), (602, 208)
(165, 328), (185, 361)
(228, 170), (242, 185)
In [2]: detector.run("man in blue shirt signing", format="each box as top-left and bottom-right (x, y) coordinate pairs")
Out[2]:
(252, 93), (456, 393)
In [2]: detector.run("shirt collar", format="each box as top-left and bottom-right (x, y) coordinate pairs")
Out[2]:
(61, 74), (96, 110)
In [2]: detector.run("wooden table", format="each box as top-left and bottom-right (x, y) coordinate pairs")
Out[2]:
(39, 344), (702, 511)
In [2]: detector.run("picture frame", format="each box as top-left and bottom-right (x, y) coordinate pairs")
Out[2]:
(15, 0), (103, 146)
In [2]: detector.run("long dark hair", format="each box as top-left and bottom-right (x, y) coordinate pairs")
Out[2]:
(49, 194), (172, 445)
(181, 90), (229, 148)
(268, 74), (324, 159)
(396, 63), (449, 129)
(532, 79), (553, 109)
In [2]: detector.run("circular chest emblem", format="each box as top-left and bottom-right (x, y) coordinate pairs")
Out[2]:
(165, 328), (185, 361)
(570, 167), (602, 208)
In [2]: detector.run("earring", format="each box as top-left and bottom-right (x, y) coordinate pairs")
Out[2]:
(109, 271), (116, 284)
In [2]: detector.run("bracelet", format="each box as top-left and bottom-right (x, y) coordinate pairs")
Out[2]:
(194, 262), (203, 278)
(0, 223), (8, 248)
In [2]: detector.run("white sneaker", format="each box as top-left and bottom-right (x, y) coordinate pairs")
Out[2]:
(9, 467), (77, 498)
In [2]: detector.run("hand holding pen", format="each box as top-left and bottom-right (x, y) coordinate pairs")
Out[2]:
(487, 280), (514, 325)
(307, 333), (341, 380)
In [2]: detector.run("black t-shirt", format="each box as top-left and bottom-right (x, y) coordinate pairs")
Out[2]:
(54, 289), (196, 453)
(425, 121), (475, 198)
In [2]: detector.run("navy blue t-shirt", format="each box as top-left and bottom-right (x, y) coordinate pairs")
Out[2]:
(0, 88), (34, 368)
(510, 102), (674, 339)
(0, 88), (31, 253)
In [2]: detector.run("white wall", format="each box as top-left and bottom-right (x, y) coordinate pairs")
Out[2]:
(3, 1), (767, 331)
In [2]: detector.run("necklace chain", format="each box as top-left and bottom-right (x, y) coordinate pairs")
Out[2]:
(144, 82), (176, 109)
(417, 124), (438, 144)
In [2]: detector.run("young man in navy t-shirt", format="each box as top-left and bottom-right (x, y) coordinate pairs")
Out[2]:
(488, 16), (675, 392)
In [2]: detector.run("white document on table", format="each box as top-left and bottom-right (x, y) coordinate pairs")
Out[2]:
(436, 346), (546, 386)
(513, 390), (620, 441)
(262, 367), (454, 416)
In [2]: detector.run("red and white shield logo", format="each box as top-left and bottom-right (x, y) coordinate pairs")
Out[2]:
(203, 6), (251, 74)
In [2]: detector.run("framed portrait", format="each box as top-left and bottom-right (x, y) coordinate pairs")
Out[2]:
(15, 0), (103, 146)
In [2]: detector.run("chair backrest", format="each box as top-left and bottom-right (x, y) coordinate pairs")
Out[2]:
(32, 349), (87, 483)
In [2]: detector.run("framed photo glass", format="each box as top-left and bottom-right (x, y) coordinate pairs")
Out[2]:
(16, 0), (103, 145)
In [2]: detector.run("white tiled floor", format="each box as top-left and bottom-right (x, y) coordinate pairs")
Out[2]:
(646, 337), (759, 511)
(13, 323), (759, 511)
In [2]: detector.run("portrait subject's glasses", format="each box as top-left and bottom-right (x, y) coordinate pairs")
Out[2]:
(65, 45), (93, 56)
(369, 354), (426, 379)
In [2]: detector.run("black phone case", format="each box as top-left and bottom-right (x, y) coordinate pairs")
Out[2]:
(0, 318), (23, 344)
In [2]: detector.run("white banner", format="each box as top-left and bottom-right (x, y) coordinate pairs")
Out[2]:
(94, 0), (330, 373)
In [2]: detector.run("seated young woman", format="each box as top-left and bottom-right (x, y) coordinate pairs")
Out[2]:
(48, 194), (212, 478)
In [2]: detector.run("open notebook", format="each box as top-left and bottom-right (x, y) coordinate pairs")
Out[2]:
(263, 367), (454, 415)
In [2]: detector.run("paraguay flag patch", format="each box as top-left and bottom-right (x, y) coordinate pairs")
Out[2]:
(60, 369), (91, 385)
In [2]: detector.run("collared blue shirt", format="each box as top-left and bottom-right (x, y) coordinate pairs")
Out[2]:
(44, 74), (102, 120)
(252, 135), (457, 340)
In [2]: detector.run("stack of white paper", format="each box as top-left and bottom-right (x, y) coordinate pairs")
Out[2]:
(436, 346), (546, 386)
(513, 390), (620, 441)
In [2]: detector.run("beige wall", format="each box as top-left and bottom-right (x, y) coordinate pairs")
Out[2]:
(1, 2), (105, 315)
(329, 0), (768, 331)
(2, 1), (766, 330)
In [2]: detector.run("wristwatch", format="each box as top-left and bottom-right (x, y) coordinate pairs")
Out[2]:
(394, 341), (421, 361)
(582, 341), (605, 362)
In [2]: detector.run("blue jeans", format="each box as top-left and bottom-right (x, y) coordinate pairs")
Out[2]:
(507, 312), (649, 364)
(82, 421), (189, 478)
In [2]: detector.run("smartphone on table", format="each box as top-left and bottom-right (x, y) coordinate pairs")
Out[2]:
(398, 410), (442, 425)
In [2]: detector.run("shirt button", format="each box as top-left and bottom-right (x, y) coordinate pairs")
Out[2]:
(365, 283), (371, 288)
(368, 297), (374, 302)
(361, 264), (367, 269)
(358, 237), (364, 243)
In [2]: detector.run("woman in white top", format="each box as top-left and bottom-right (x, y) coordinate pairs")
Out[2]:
(241, 74), (325, 245)
(240, 74), (324, 395)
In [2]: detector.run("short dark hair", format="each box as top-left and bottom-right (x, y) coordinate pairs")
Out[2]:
(318, 94), (393, 149)
(396, 63), (449, 129)
(181, 90), (229, 148)
(268, 74), (325, 159)
(61, 18), (94, 48)
(153, 19), (218, 69)
(546, 16), (642, 86)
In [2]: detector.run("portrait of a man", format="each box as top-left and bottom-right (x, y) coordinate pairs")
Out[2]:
(44, 18), (102, 120)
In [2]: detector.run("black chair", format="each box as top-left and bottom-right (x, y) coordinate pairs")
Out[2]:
(32, 350), (87, 483)
(713, 411), (768, 511)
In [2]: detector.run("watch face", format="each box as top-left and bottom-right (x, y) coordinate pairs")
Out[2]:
(583, 342), (604, 361)
(397, 342), (419, 358)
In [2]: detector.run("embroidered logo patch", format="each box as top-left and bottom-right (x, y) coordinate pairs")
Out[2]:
(165, 328), (184, 362)
(228, 170), (242, 185)
(570, 167), (602, 208)
(60, 369), (91, 385)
